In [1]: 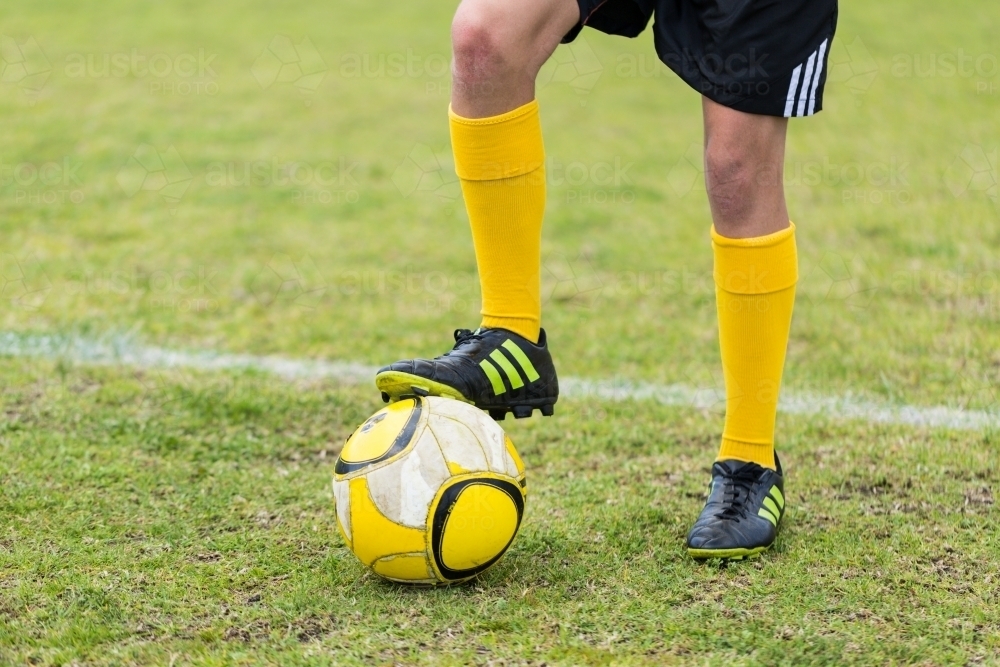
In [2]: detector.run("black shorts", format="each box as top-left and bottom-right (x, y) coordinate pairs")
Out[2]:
(564, 0), (838, 117)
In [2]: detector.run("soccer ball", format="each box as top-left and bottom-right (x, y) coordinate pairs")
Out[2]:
(333, 396), (527, 585)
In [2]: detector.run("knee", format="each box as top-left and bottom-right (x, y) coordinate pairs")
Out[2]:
(451, 7), (508, 88)
(704, 141), (759, 224)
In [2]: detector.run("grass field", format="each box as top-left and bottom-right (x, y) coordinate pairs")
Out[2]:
(2, 0), (1000, 664)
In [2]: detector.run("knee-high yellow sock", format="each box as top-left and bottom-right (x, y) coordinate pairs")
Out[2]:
(450, 100), (545, 343)
(713, 222), (798, 470)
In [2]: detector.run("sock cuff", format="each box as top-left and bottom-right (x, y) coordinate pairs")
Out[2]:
(480, 315), (540, 343)
(716, 437), (776, 469)
(712, 222), (798, 294)
(449, 100), (544, 181)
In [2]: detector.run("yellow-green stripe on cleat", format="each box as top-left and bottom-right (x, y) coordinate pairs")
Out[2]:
(502, 339), (541, 382)
(479, 358), (506, 396)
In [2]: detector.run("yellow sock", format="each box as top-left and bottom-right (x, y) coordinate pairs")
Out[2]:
(450, 101), (545, 343)
(713, 222), (798, 470)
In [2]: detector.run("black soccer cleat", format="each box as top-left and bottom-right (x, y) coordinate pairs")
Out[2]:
(686, 454), (786, 560)
(375, 327), (559, 420)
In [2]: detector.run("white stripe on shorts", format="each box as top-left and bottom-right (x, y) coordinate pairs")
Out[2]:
(806, 38), (829, 116)
(796, 50), (818, 116)
(783, 64), (803, 117)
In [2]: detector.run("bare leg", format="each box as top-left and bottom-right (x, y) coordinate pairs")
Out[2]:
(702, 97), (790, 238)
(450, 0), (580, 118)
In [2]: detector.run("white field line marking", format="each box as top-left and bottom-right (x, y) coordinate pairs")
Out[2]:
(1, 331), (997, 432)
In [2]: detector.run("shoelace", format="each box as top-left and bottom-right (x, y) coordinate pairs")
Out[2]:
(444, 328), (485, 356)
(714, 465), (764, 522)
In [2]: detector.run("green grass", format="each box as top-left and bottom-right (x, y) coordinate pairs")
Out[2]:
(2, 0), (1000, 663)
(3, 361), (1000, 665)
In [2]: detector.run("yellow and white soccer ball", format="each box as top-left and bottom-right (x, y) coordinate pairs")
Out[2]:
(333, 396), (527, 585)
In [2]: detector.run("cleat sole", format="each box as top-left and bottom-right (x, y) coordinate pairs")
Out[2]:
(375, 371), (473, 405)
(687, 545), (771, 561)
(375, 372), (558, 421)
